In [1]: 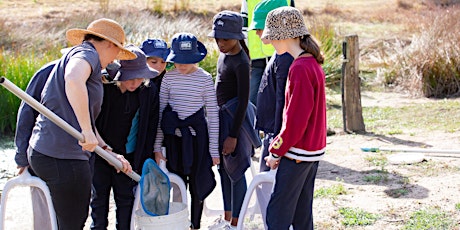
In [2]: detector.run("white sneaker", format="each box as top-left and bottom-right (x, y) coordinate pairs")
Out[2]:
(223, 224), (237, 230)
(208, 217), (230, 230)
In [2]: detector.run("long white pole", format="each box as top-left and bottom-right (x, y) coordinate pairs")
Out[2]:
(361, 146), (460, 154)
(0, 76), (141, 182)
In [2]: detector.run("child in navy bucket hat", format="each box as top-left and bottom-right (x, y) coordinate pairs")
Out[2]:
(140, 38), (170, 89)
(166, 32), (207, 64)
(208, 11), (247, 40)
(153, 32), (219, 230)
(91, 44), (160, 229)
(207, 10), (261, 230)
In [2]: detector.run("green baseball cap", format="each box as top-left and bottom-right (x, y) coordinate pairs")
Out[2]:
(249, 0), (288, 31)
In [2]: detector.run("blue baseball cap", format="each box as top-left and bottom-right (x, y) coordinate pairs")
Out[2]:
(208, 11), (246, 40)
(166, 33), (207, 64)
(140, 38), (170, 61)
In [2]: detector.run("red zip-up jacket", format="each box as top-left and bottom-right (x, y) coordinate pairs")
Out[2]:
(269, 55), (326, 162)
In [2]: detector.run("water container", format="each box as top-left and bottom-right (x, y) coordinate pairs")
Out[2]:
(134, 202), (189, 230)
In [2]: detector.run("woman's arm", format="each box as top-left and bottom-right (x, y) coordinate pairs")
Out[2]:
(64, 58), (98, 152)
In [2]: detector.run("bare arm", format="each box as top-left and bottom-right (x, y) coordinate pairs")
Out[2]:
(64, 58), (98, 152)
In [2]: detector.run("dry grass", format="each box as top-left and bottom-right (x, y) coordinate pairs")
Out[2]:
(1, 0), (459, 97)
(380, 8), (460, 97)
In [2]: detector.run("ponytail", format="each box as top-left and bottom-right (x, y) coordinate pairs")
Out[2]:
(299, 35), (324, 65)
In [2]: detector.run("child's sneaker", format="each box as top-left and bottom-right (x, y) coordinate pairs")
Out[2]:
(223, 224), (237, 230)
(207, 216), (230, 230)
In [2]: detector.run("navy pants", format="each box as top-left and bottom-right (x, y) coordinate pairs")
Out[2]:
(29, 149), (92, 230)
(249, 59), (267, 106)
(90, 154), (136, 230)
(266, 159), (319, 230)
(259, 132), (275, 172)
(218, 162), (247, 218)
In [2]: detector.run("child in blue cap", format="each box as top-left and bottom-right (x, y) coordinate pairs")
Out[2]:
(153, 32), (219, 230)
(140, 37), (188, 204)
(208, 10), (261, 230)
(140, 38), (170, 89)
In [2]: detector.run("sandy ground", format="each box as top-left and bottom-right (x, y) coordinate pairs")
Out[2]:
(2, 129), (460, 229)
(0, 147), (264, 230)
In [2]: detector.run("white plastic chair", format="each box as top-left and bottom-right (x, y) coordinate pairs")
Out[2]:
(204, 159), (262, 218)
(236, 169), (277, 230)
(0, 169), (57, 230)
(130, 148), (188, 230)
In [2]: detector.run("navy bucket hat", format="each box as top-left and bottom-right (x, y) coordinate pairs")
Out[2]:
(140, 38), (170, 61)
(115, 44), (159, 81)
(166, 33), (207, 64)
(208, 11), (246, 40)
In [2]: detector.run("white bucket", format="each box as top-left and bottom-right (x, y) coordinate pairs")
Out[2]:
(134, 202), (190, 230)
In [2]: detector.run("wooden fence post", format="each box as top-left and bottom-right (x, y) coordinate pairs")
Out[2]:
(341, 35), (365, 133)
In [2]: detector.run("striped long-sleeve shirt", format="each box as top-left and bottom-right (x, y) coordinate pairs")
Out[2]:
(154, 67), (220, 158)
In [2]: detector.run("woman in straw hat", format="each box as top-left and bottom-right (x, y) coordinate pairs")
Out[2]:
(262, 7), (326, 230)
(28, 18), (135, 230)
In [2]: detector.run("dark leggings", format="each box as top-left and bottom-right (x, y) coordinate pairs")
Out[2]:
(90, 154), (136, 230)
(218, 163), (247, 218)
(29, 149), (92, 230)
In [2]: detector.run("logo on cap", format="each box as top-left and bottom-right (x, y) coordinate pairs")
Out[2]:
(179, 41), (192, 50)
(154, 40), (166, 48)
(217, 20), (224, 26)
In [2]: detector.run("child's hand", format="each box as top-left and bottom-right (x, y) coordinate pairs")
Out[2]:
(154, 151), (167, 165)
(222, 137), (237, 155)
(17, 166), (27, 175)
(265, 153), (281, 170)
(114, 154), (132, 174)
(212, 157), (220, 166)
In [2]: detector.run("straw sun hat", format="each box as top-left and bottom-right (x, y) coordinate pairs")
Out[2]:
(66, 18), (136, 60)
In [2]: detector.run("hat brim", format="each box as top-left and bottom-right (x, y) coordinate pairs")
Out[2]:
(145, 49), (170, 61)
(208, 30), (246, 40)
(116, 66), (159, 81)
(166, 41), (207, 64)
(248, 21), (264, 31)
(66, 29), (137, 60)
(262, 28), (309, 40)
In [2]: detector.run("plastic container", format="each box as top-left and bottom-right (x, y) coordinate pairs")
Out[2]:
(134, 202), (189, 230)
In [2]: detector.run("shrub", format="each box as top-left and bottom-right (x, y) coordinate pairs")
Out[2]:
(308, 18), (343, 87)
(0, 48), (61, 134)
(382, 9), (460, 98)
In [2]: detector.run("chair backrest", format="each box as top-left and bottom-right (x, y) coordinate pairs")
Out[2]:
(237, 169), (277, 230)
(0, 170), (57, 230)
